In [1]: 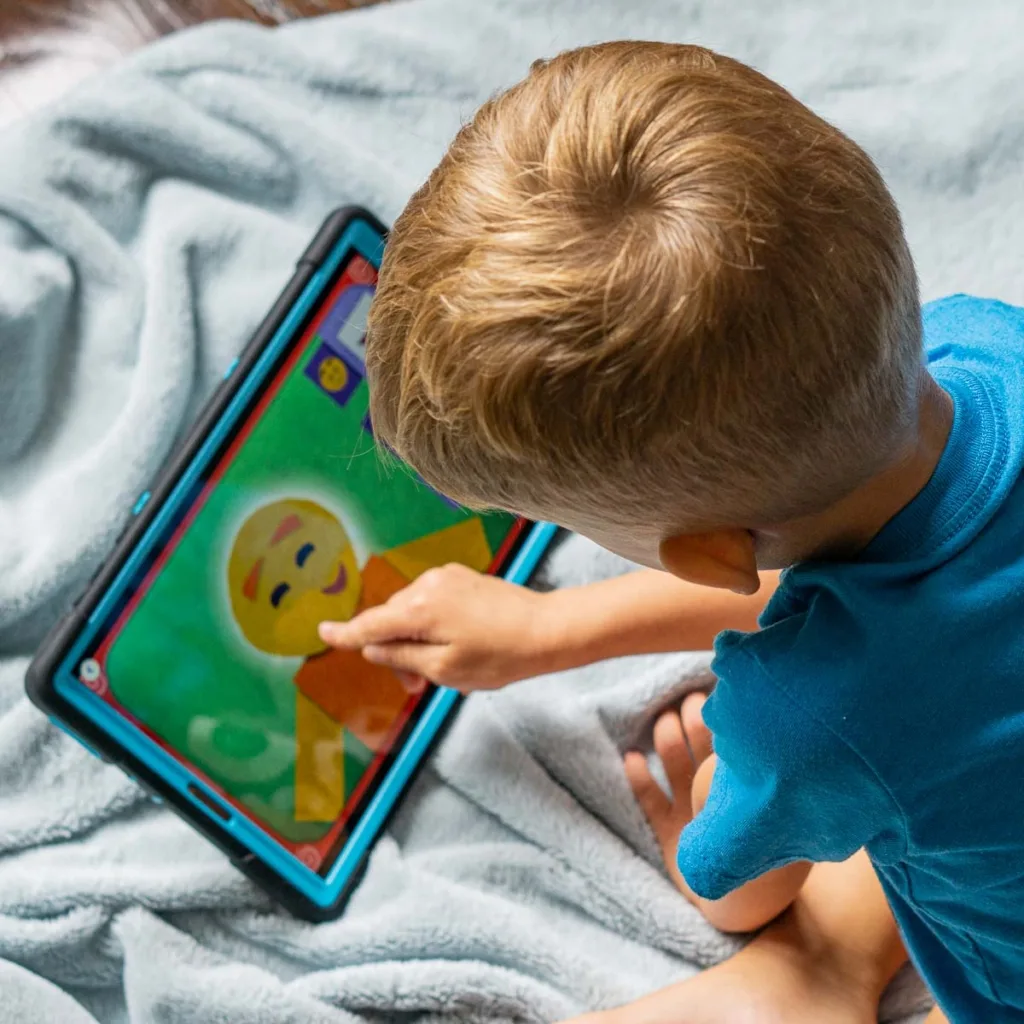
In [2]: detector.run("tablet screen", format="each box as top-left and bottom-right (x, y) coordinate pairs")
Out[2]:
(69, 249), (522, 875)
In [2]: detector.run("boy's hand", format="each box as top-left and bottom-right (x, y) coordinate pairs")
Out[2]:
(318, 563), (553, 692)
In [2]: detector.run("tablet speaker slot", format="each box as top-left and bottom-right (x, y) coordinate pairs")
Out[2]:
(187, 783), (232, 822)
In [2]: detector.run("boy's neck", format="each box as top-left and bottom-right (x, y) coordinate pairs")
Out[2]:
(773, 373), (954, 564)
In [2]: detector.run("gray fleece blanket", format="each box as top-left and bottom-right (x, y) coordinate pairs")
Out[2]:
(1, 1), (1021, 1020)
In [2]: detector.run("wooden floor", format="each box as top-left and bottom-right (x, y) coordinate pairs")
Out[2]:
(0, 0), (385, 126)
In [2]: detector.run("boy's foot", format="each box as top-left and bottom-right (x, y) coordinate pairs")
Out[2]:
(623, 691), (712, 897)
(584, 696), (909, 1024)
(559, 909), (881, 1024)
(625, 691), (812, 933)
(561, 850), (907, 1024)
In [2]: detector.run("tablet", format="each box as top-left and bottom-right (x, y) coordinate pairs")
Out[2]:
(26, 208), (556, 921)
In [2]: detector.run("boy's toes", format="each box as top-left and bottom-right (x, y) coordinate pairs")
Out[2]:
(681, 691), (713, 766)
(624, 750), (671, 825)
(652, 705), (697, 797)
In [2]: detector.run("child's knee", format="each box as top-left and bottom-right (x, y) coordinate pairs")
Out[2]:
(691, 753), (717, 815)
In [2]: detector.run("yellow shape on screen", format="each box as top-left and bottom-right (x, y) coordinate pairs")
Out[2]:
(294, 689), (345, 823)
(382, 517), (493, 580)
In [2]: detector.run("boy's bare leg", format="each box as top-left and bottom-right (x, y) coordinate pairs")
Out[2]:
(924, 1010), (948, 1023)
(561, 693), (912, 1024)
(625, 693), (811, 933)
(559, 850), (909, 1024)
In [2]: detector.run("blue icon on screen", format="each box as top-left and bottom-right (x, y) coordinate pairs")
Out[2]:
(305, 343), (363, 408)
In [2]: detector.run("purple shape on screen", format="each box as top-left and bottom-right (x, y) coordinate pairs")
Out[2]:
(363, 411), (462, 509)
(425, 485), (464, 511)
(318, 284), (374, 369)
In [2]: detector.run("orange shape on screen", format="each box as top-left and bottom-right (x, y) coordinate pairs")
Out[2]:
(293, 554), (412, 762)
(294, 647), (412, 752)
(291, 524), (497, 825)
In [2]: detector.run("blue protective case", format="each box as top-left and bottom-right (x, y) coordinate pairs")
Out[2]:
(25, 208), (558, 920)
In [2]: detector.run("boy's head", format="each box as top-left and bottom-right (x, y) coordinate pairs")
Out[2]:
(366, 42), (922, 583)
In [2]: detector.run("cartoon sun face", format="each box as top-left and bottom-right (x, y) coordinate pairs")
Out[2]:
(227, 499), (361, 657)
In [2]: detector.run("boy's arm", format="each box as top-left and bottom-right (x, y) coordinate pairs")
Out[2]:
(319, 563), (778, 691)
(543, 568), (779, 665)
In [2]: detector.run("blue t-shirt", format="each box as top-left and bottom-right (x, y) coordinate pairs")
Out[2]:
(678, 296), (1024, 1021)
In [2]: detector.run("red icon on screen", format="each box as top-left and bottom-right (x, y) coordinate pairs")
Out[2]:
(79, 658), (109, 695)
(346, 256), (376, 286)
(296, 845), (323, 871)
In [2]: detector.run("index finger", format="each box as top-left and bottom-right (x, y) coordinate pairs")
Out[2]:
(319, 601), (422, 649)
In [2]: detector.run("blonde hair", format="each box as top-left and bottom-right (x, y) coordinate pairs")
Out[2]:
(366, 41), (922, 532)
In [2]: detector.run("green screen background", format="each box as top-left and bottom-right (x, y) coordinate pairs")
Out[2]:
(105, 332), (513, 841)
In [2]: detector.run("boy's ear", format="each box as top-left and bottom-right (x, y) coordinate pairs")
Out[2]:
(659, 529), (760, 595)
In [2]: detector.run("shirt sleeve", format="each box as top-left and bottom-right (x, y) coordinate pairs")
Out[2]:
(677, 644), (905, 901)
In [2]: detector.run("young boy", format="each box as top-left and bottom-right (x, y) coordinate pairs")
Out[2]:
(320, 41), (1024, 1022)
